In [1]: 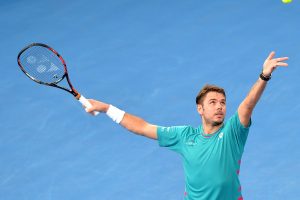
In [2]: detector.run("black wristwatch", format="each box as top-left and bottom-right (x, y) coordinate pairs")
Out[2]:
(259, 72), (271, 81)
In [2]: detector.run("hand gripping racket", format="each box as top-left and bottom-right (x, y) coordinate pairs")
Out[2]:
(17, 43), (99, 115)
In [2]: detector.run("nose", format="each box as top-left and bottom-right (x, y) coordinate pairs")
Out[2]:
(216, 102), (223, 110)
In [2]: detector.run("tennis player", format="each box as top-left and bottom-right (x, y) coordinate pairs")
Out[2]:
(85, 51), (288, 200)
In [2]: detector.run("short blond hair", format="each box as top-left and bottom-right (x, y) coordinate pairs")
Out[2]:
(195, 84), (226, 105)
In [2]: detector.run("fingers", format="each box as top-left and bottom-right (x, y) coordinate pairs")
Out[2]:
(275, 57), (289, 67)
(83, 106), (94, 115)
(276, 62), (288, 67)
(267, 51), (288, 62)
(82, 99), (109, 114)
(276, 57), (289, 62)
(265, 52), (289, 67)
(85, 107), (93, 112)
(81, 99), (96, 114)
(266, 51), (275, 61)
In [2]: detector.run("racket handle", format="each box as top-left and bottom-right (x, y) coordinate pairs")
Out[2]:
(78, 95), (99, 116)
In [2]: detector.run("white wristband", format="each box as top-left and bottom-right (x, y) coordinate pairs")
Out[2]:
(106, 105), (125, 124)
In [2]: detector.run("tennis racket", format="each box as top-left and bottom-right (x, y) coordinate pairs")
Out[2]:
(17, 43), (99, 115)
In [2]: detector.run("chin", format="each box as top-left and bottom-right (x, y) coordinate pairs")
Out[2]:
(212, 120), (224, 126)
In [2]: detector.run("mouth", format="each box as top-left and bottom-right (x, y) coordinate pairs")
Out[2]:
(215, 113), (224, 118)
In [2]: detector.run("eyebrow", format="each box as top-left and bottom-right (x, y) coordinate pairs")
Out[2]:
(208, 98), (226, 102)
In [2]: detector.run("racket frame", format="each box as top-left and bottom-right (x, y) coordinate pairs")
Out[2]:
(17, 43), (81, 99)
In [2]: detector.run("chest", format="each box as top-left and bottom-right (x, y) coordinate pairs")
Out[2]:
(182, 131), (236, 168)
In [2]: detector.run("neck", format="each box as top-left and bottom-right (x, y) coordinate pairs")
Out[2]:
(202, 122), (223, 134)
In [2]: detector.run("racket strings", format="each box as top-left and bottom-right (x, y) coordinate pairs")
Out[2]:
(18, 46), (65, 84)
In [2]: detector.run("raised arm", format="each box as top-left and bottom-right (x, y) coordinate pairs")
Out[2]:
(85, 99), (158, 140)
(238, 51), (289, 127)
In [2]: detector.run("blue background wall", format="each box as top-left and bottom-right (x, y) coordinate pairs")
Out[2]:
(1, 0), (299, 199)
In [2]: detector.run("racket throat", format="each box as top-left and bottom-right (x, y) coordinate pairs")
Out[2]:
(72, 89), (81, 100)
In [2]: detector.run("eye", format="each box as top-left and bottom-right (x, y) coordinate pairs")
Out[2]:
(209, 100), (216, 104)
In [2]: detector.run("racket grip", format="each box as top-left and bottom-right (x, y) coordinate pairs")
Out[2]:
(78, 95), (99, 116)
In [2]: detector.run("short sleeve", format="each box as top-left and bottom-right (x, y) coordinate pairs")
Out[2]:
(228, 112), (251, 152)
(157, 126), (188, 153)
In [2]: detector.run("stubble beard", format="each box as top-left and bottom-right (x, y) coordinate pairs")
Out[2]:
(212, 120), (224, 127)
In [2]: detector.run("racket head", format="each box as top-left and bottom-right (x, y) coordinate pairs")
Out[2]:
(17, 43), (67, 85)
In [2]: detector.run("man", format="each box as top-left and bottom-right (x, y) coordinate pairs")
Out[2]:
(85, 52), (288, 200)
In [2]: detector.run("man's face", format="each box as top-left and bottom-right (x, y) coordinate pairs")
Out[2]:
(197, 92), (226, 126)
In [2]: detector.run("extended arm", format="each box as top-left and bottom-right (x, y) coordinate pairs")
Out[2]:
(238, 51), (288, 127)
(85, 99), (158, 140)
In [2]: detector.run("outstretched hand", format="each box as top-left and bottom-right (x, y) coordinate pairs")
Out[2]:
(262, 51), (289, 77)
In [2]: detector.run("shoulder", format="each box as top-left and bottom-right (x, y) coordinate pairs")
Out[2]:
(223, 112), (251, 138)
(158, 125), (194, 134)
(226, 112), (251, 129)
(157, 125), (198, 139)
(157, 125), (197, 148)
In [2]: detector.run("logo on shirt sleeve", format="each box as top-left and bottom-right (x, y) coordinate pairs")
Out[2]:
(161, 127), (171, 133)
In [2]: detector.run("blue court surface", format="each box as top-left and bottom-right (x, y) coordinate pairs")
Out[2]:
(1, 0), (300, 199)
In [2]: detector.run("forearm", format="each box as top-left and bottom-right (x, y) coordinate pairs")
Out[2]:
(120, 113), (157, 139)
(242, 78), (267, 111)
(105, 104), (157, 139)
(86, 99), (157, 139)
(238, 77), (267, 126)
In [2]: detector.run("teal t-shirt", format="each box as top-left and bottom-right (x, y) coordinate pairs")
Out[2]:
(157, 112), (250, 200)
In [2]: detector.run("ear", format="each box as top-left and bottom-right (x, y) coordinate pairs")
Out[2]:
(197, 104), (203, 115)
